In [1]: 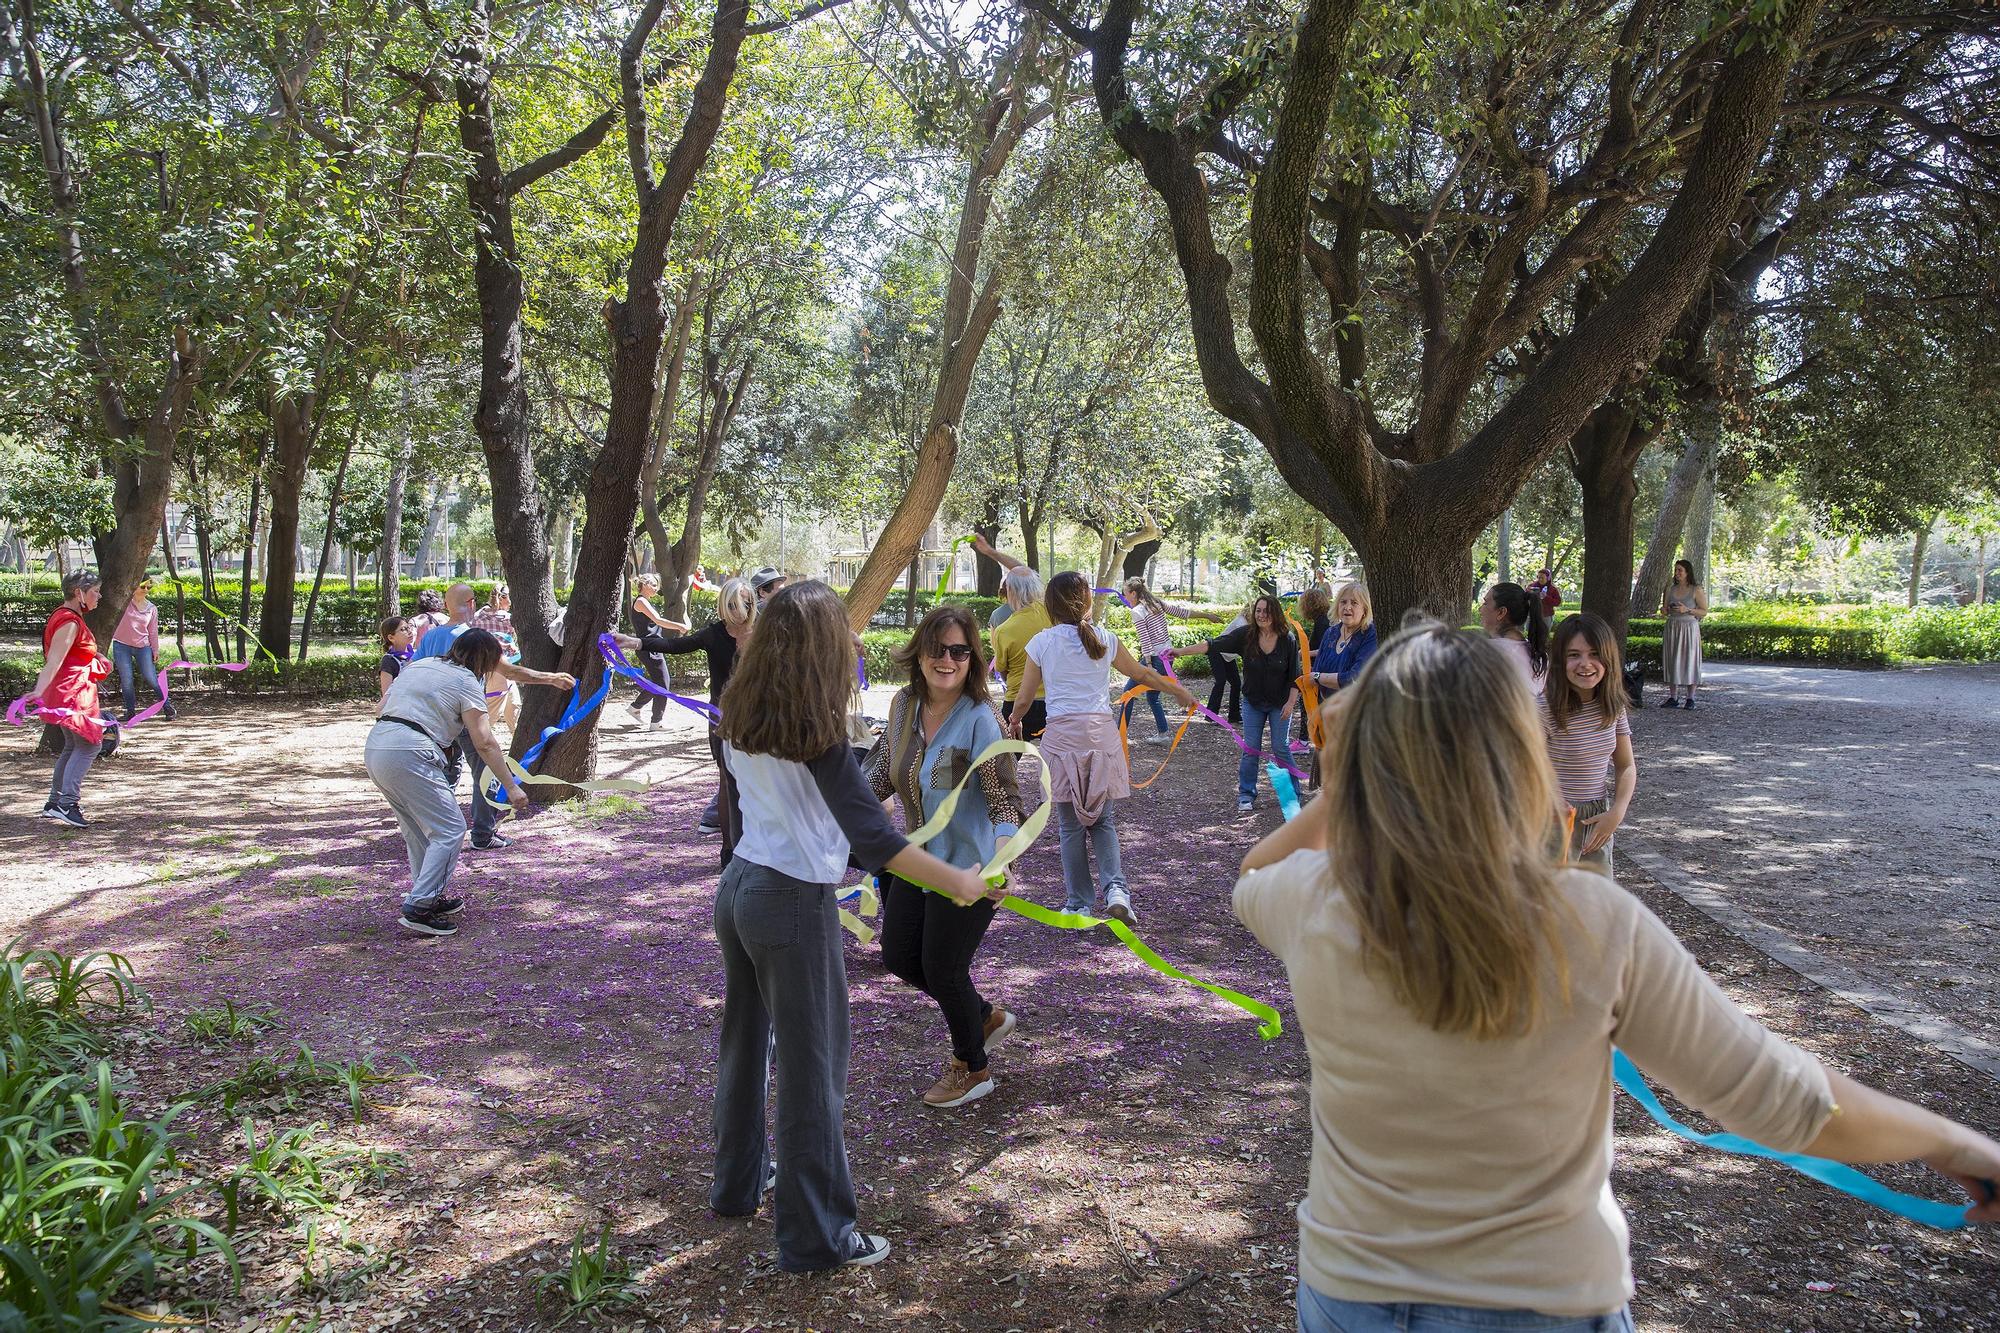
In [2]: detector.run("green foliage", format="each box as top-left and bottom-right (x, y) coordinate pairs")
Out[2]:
(219, 1120), (400, 1232)
(199, 1046), (410, 1124)
(0, 444), (116, 549)
(533, 1224), (638, 1320)
(1885, 604), (2000, 662)
(182, 1001), (278, 1046)
(1626, 618), (1890, 667)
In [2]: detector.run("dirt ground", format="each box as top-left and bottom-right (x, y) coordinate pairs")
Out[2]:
(2, 667), (1997, 1331)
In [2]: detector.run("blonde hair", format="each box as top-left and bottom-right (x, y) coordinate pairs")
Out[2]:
(718, 581), (856, 760)
(635, 573), (661, 593)
(715, 577), (755, 631)
(1321, 624), (1568, 1039)
(1333, 581), (1372, 628)
(1045, 572), (1107, 660)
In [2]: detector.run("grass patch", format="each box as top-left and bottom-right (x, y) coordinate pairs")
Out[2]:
(184, 999), (278, 1044)
(564, 793), (647, 828)
(201, 1045), (413, 1122)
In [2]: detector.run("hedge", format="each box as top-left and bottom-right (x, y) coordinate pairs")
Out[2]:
(1884, 603), (2000, 662)
(1624, 618), (1891, 668)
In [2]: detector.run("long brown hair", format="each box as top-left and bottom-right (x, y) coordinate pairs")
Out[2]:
(1545, 612), (1626, 732)
(718, 580), (855, 760)
(445, 628), (505, 680)
(1322, 624), (1569, 1039)
(893, 605), (991, 707)
(1045, 571), (1107, 660)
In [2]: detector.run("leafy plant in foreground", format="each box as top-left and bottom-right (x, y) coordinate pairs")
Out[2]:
(533, 1224), (639, 1322)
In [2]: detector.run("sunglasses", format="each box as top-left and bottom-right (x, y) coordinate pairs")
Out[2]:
(926, 643), (973, 662)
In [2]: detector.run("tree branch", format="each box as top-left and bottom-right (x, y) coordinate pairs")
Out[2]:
(504, 106), (619, 195)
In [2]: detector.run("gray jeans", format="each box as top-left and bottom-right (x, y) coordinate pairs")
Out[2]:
(49, 729), (103, 807)
(454, 729), (499, 842)
(1054, 799), (1125, 912)
(710, 858), (859, 1272)
(1566, 796), (1615, 877)
(365, 740), (465, 912)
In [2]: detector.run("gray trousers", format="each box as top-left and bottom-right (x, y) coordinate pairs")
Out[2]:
(710, 858), (858, 1272)
(454, 729), (499, 842)
(1565, 796), (1615, 877)
(365, 741), (464, 912)
(1054, 799), (1125, 912)
(48, 729), (103, 807)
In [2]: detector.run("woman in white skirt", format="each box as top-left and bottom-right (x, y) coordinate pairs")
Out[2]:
(1660, 559), (1709, 709)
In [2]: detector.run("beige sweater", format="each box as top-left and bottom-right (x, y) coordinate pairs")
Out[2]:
(1234, 852), (1834, 1317)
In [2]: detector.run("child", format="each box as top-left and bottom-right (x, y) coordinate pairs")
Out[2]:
(1478, 582), (1550, 695)
(1008, 571), (1195, 925)
(867, 605), (1025, 1109)
(1540, 613), (1636, 874)
(1118, 576), (1199, 743)
(377, 616), (413, 701)
(711, 580), (988, 1273)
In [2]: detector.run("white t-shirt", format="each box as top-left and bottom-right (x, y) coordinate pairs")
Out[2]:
(1492, 635), (1545, 695)
(1026, 623), (1115, 717)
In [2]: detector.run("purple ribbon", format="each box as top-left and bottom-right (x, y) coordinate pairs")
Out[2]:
(598, 634), (720, 724)
(7, 660), (249, 732)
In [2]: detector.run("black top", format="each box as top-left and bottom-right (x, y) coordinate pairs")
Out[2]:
(378, 653), (404, 681)
(1306, 613), (1331, 653)
(1209, 625), (1302, 709)
(643, 620), (741, 698)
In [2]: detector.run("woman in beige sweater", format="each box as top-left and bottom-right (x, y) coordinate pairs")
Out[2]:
(1235, 624), (1999, 1333)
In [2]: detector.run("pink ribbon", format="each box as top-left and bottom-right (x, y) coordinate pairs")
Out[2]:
(7, 660), (249, 732)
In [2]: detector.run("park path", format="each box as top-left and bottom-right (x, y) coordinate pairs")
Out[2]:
(1623, 661), (2000, 1053)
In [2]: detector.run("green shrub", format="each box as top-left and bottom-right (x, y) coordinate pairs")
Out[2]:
(1625, 619), (1889, 667)
(1885, 604), (2000, 661)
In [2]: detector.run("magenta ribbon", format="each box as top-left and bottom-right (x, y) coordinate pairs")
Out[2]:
(1188, 700), (1309, 780)
(598, 634), (720, 724)
(7, 660), (249, 731)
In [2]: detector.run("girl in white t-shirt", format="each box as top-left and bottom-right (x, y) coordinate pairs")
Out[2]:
(1478, 582), (1549, 695)
(1007, 571), (1194, 925)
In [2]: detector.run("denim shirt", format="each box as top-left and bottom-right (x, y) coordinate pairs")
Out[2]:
(1313, 622), (1379, 686)
(869, 693), (1021, 871)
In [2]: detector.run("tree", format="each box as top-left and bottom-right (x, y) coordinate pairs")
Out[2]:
(1033, 0), (1832, 623)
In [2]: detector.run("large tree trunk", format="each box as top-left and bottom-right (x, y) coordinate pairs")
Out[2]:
(1629, 397), (1721, 621)
(1020, 513), (1042, 573)
(842, 23), (1049, 630)
(300, 378), (367, 659)
(514, 0), (751, 785)
(1684, 459), (1717, 586)
(1122, 535), (1164, 582)
(974, 497), (1003, 596)
(659, 355), (751, 622)
(84, 330), (201, 643)
(256, 391), (314, 658)
(1909, 520), (1932, 608)
(1567, 397), (1664, 642)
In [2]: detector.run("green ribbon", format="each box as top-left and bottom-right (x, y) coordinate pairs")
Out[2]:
(933, 534), (976, 602)
(884, 733), (1282, 1040)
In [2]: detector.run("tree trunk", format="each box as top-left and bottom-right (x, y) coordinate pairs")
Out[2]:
(1630, 401), (1720, 621)
(554, 507), (576, 590)
(639, 278), (700, 584)
(1909, 520), (1931, 608)
(379, 390), (412, 617)
(1977, 532), (1988, 606)
(1684, 459), (1717, 587)
(410, 488), (445, 579)
(841, 25), (1047, 630)
(237, 434), (268, 661)
(1020, 513), (1042, 573)
(1570, 410), (1644, 642)
(1123, 537), (1163, 581)
(974, 497), (1003, 596)
(513, 0), (751, 785)
(659, 354), (750, 622)
(257, 391), (314, 658)
(299, 379), (367, 660)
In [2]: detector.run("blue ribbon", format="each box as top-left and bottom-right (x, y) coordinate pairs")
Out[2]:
(598, 633), (721, 724)
(518, 670), (614, 770)
(1611, 1051), (1969, 1230)
(1267, 763), (1302, 821)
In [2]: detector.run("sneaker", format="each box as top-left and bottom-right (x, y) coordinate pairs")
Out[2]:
(38, 802), (62, 820)
(922, 1059), (995, 1109)
(764, 1162), (778, 1196)
(696, 821), (722, 837)
(1104, 887), (1137, 927)
(1145, 729), (1173, 744)
(1062, 900), (1095, 916)
(642, 719), (662, 732)
(399, 909), (458, 937)
(842, 1233), (891, 1267)
(434, 896), (465, 916)
(53, 804), (89, 829)
(1237, 795), (1254, 813)
(982, 1008), (1017, 1051)
(467, 832), (510, 851)
(1682, 697), (1697, 710)
(162, 705), (178, 721)
(1660, 697), (1680, 708)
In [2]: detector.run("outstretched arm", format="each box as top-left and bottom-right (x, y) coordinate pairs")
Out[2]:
(969, 533), (1024, 572)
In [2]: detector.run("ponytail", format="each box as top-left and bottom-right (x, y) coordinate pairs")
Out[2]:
(1046, 571), (1107, 661)
(1490, 582), (1549, 677)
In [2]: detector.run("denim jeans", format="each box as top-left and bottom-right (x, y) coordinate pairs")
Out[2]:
(1563, 796), (1614, 877)
(48, 729), (103, 807)
(1054, 799), (1124, 912)
(112, 641), (170, 718)
(710, 858), (860, 1272)
(364, 740), (465, 913)
(1239, 699), (1290, 802)
(1120, 654), (1170, 733)
(1298, 1288), (1634, 1333)
(453, 729), (499, 843)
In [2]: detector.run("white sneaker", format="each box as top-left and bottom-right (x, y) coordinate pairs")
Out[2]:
(1104, 887), (1136, 927)
(1145, 729), (1173, 744)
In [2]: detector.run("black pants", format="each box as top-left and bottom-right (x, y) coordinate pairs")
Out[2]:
(878, 874), (997, 1071)
(630, 651), (668, 722)
(1000, 696), (1046, 738)
(706, 728), (742, 870)
(1207, 657), (1242, 722)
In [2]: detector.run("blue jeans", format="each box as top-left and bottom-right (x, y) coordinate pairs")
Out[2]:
(112, 641), (170, 718)
(452, 729), (500, 842)
(1299, 1288), (1634, 1333)
(364, 739), (465, 913)
(1239, 699), (1289, 802)
(1054, 799), (1124, 912)
(711, 859), (860, 1271)
(1121, 654), (1170, 733)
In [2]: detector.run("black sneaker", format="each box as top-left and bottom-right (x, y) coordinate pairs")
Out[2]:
(842, 1233), (890, 1267)
(434, 897), (465, 916)
(696, 821), (721, 837)
(399, 909), (458, 937)
(1682, 697), (1697, 710)
(53, 804), (89, 829)
(38, 801), (62, 821)
(467, 832), (510, 851)
(1659, 697), (1679, 708)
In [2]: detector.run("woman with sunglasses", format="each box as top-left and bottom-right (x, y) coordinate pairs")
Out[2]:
(867, 606), (1024, 1109)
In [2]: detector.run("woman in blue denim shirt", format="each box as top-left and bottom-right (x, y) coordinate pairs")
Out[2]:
(866, 605), (1025, 1110)
(1310, 582), (1378, 695)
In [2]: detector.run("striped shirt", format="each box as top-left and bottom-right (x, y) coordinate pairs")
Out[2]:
(1130, 600), (1191, 661)
(1538, 695), (1629, 805)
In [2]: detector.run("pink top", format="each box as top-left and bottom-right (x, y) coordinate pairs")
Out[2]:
(114, 597), (160, 652)
(1538, 694), (1630, 806)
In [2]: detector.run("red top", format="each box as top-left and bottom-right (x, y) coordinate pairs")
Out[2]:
(41, 606), (109, 742)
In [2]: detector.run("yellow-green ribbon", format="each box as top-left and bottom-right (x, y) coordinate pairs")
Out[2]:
(882, 732), (1282, 1039)
(933, 534), (977, 601)
(477, 754), (649, 816)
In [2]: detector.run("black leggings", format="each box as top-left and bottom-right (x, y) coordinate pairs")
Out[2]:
(1000, 697), (1046, 738)
(706, 728), (741, 870)
(630, 651), (668, 722)
(878, 874), (998, 1071)
(1207, 657), (1241, 722)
